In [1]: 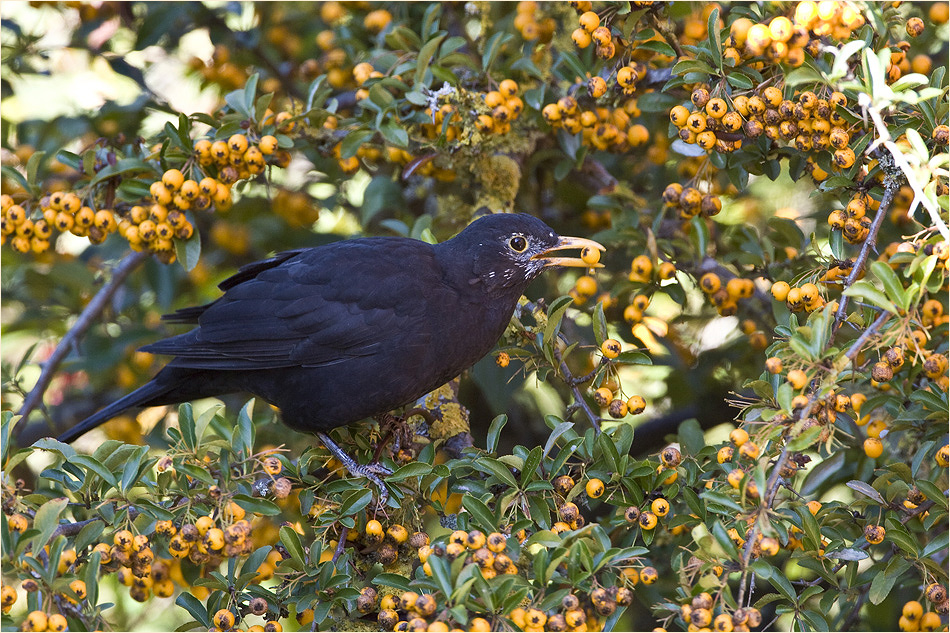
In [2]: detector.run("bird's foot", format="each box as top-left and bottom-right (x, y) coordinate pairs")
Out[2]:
(317, 431), (392, 505)
(374, 408), (433, 455)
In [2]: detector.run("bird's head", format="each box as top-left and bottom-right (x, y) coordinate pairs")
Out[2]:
(444, 213), (605, 293)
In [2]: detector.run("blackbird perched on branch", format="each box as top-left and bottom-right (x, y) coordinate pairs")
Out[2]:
(58, 213), (604, 499)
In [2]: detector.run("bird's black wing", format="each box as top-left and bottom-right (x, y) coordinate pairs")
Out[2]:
(160, 249), (308, 324)
(141, 239), (442, 370)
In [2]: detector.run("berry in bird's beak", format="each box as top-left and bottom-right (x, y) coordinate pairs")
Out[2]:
(532, 235), (606, 268)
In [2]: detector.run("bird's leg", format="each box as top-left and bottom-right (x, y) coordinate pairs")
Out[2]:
(371, 413), (401, 462)
(316, 431), (392, 504)
(372, 408), (432, 460)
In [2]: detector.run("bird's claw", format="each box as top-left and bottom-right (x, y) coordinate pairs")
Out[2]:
(317, 431), (392, 505)
(349, 464), (391, 505)
(358, 462), (393, 476)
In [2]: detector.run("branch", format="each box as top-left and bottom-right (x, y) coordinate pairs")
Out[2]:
(833, 165), (900, 331)
(15, 251), (149, 438)
(553, 344), (602, 433)
(843, 310), (891, 361)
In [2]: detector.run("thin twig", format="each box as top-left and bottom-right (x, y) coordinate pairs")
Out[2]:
(843, 311), (891, 361)
(554, 345), (602, 433)
(332, 527), (348, 563)
(16, 251), (149, 437)
(833, 160), (901, 331)
(648, 13), (685, 59)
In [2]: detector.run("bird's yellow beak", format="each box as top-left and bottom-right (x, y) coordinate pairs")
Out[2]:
(532, 235), (606, 268)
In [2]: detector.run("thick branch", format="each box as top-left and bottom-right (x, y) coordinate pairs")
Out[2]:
(15, 251), (149, 437)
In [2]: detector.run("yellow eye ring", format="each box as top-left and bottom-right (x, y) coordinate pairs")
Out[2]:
(509, 235), (528, 252)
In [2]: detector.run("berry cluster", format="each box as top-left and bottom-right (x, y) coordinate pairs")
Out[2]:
(3, 124), (295, 260)
(792, 1), (866, 41)
(543, 96), (651, 153)
(899, 584), (950, 631)
(662, 182), (722, 219)
(677, 593), (763, 632)
(475, 79), (526, 136)
(670, 85), (856, 164)
(698, 271), (757, 317)
(512, 1), (556, 43)
(769, 280), (826, 313)
(585, 337), (648, 420)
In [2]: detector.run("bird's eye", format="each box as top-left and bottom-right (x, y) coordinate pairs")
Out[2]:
(508, 235), (528, 252)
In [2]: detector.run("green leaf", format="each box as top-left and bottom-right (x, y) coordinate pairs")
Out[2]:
(672, 58), (716, 77)
(177, 462), (215, 485)
(883, 517), (919, 556)
(305, 76), (331, 112)
(678, 418), (705, 455)
(473, 457), (519, 489)
(89, 157), (158, 187)
(751, 559), (796, 602)
(543, 295), (574, 355)
(592, 302), (608, 346)
(176, 592), (211, 628)
(31, 498), (68, 551)
(362, 175), (402, 224)
(378, 121), (409, 148)
(232, 495), (281, 516)
(387, 462), (431, 482)
(279, 526), (306, 568)
(636, 39), (676, 57)
(868, 568), (898, 605)
(795, 503), (822, 551)
(75, 520), (105, 552)
(427, 551), (454, 597)
(870, 261), (907, 309)
(1, 166), (31, 194)
(339, 489), (374, 517)
(486, 414), (507, 454)
(842, 281), (896, 314)
(543, 421), (576, 458)
(233, 399), (255, 458)
(846, 480), (885, 504)
(25, 150), (46, 185)
(373, 572), (411, 593)
(683, 487), (706, 522)
(521, 446), (543, 485)
(240, 546), (272, 580)
(462, 495), (497, 533)
(415, 34), (446, 87)
(784, 65), (825, 87)
(726, 72), (755, 90)
(914, 479), (947, 510)
(481, 32), (513, 71)
(706, 7), (722, 62)
(119, 446), (148, 492)
(787, 424), (823, 451)
(178, 402), (196, 450)
(85, 550), (101, 605)
(340, 128), (375, 160)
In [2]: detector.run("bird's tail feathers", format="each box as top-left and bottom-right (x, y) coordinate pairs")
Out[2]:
(57, 380), (171, 444)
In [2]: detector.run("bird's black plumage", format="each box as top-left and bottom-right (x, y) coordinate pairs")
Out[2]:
(58, 213), (602, 446)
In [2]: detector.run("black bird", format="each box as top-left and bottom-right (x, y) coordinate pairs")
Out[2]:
(58, 213), (603, 496)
